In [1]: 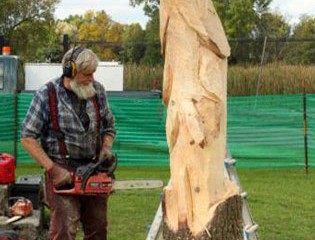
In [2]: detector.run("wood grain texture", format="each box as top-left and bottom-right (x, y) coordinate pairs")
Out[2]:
(160, 0), (242, 238)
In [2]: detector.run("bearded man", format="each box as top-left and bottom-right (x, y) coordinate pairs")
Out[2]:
(21, 47), (116, 240)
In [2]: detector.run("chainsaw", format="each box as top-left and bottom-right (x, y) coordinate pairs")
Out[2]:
(53, 154), (163, 195)
(5, 197), (33, 225)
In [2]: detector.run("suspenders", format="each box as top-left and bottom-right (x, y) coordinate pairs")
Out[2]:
(46, 82), (102, 161)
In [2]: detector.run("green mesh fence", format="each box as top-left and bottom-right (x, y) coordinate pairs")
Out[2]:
(227, 94), (310, 168)
(0, 92), (314, 168)
(0, 93), (15, 155)
(16, 92), (37, 163)
(107, 94), (168, 166)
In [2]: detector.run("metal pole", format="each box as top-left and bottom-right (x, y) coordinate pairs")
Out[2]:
(256, 36), (268, 97)
(13, 89), (18, 164)
(254, 36), (268, 109)
(63, 34), (70, 53)
(302, 78), (309, 175)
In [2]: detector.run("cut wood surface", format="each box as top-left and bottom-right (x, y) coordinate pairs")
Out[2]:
(160, 0), (242, 238)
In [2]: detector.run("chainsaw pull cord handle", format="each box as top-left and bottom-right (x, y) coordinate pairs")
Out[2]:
(80, 157), (108, 192)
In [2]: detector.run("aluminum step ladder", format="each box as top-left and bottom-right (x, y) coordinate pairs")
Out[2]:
(146, 152), (259, 240)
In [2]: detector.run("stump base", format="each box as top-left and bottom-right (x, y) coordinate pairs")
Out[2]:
(163, 194), (243, 240)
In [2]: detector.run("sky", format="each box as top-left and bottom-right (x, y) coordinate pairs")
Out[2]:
(270, 0), (315, 25)
(54, 0), (315, 28)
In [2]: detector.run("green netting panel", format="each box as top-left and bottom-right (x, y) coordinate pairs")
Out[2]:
(3, 92), (314, 168)
(0, 93), (15, 155)
(306, 94), (315, 166)
(227, 94), (311, 168)
(16, 92), (169, 166)
(16, 92), (35, 163)
(109, 96), (169, 166)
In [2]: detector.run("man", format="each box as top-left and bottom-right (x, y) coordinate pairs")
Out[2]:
(21, 47), (116, 240)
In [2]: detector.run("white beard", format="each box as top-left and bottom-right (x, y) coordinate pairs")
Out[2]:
(70, 79), (96, 100)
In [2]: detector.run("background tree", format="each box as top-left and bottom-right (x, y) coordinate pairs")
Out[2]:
(0, 0), (60, 61)
(64, 14), (85, 31)
(217, 0), (257, 38)
(252, 12), (291, 62)
(78, 10), (124, 60)
(10, 20), (60, 62)
(284, 16), (315, 64)
(130, 0), (283, 64)
(141, 13), (162, 65)
(120, 23), (146, 64)
(255, 12), (290, 38)
(212, 0), (289, 64)
(130, 0), (162, 65)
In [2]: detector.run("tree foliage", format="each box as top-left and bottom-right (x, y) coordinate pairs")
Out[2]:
(255, 12), (290, 38)
(120, 24), (146, 64)
(129, 0), (290, 64)
(141, 13), (162, 65)
(0, 0), (59, 38)
(129, 0), (161, 65)
(0, 0), (60, 61)
(215, 0), (256, 38)
(77, 10), (124, 60)
(284, 16), (315, 64)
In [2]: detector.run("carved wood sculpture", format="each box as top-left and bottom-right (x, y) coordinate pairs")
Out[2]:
(160, 0), (243, 239)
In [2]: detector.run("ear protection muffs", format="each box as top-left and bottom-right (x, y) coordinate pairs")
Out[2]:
(63, 47), (85, 78)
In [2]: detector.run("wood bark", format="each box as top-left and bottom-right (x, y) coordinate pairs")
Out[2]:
(160, 0), (242, 238)
(0, 185), (9, 216)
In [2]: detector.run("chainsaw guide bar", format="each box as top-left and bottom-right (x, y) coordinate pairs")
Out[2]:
(113, 180), (164, 191)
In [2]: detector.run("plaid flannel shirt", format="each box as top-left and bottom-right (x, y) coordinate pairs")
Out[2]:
(21, 77), (116, 160)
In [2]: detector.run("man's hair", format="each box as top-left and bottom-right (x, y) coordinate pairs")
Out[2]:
(62, 48), (99, 74)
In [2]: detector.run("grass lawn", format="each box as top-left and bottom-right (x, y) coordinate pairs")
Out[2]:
(16, 164), (314, 240)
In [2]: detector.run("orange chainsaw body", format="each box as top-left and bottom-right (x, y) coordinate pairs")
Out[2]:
(54, 172), (113, 195)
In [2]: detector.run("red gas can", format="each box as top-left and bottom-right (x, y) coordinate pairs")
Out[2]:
(0, 153), (15, 184)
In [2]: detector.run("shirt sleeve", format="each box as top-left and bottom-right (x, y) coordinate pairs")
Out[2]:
(21, 87), (48, 139)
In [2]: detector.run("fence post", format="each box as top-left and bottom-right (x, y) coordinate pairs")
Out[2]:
(302, 78), (309, 175)
(63, 34), (70, 53)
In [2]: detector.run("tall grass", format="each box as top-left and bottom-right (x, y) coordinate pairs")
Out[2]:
(124, 64), (163, 91)
(124, 63), (315, 96)
(228, 63), (315, 96)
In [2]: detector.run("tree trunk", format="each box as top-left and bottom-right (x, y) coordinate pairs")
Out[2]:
(160, 0), (243, 239)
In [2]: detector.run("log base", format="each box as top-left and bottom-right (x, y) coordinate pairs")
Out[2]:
(163, 194), (243, 240)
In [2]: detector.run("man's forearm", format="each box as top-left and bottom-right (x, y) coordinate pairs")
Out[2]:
(20, 137), (54, 171)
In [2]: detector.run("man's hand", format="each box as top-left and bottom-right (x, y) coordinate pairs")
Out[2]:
(99, 146), (117, 176)
(99, 146), (113, 160)
(48, 164), (73, 188)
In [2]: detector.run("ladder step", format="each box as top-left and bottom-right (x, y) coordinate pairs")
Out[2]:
(244, 224), (259, 234)
(224, 158), (236, 168)
(241, 191), (248, 199)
